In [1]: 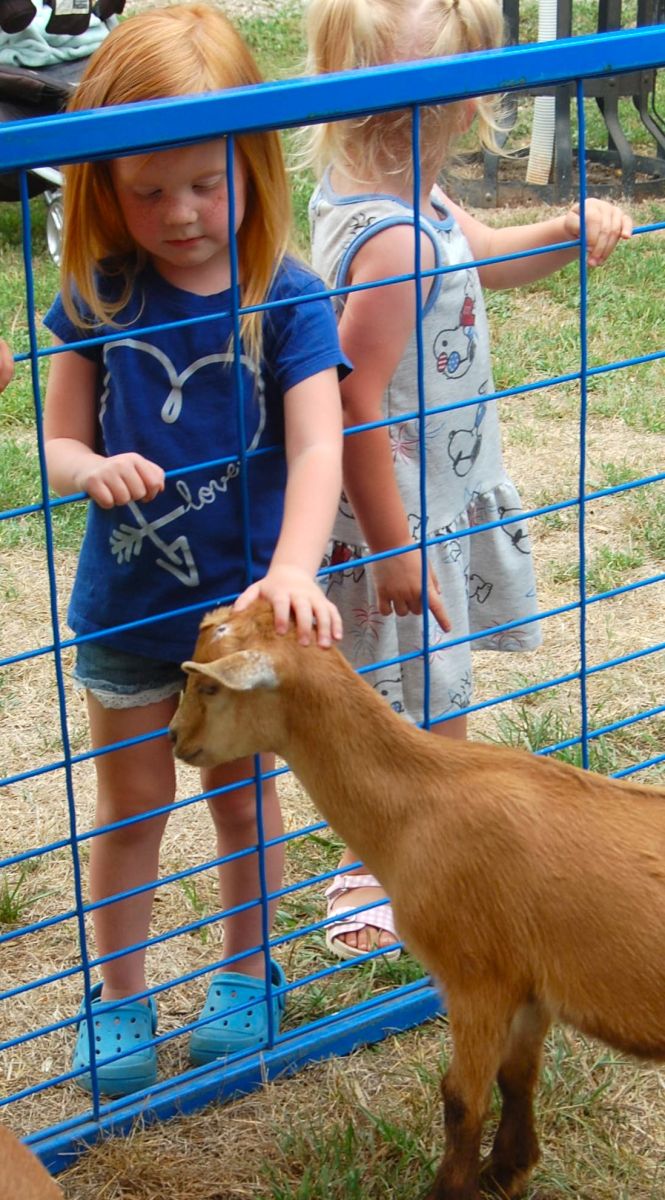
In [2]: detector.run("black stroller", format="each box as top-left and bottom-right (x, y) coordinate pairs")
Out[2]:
(0, 0), (123, 262)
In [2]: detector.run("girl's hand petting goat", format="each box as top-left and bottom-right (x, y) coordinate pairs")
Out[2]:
(170, 600), (665, 1200)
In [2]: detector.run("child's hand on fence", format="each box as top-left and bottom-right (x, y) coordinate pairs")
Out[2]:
(372, 551), (451, 632)
(564, 199), (633, 267)
(235, 566), (343, 648)
(77, 452), (165, 509)
(0, 338), (14, 392)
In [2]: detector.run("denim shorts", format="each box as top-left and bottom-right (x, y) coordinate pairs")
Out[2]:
(73, 640), (186, 709)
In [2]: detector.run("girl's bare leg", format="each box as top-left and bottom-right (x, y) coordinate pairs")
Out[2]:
(203, 755), (284, 979)
(86, 692), (179, 1001)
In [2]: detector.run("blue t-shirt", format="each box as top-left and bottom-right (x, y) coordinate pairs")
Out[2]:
(45, 257), (349, 660)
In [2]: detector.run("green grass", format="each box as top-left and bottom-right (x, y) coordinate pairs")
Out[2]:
(549, 542), (647, 592)
(262, 1109), (435, 1200)
(634, 485), (665, 559)
(237, 8), (305, 80)
(491, 687), (665, 785)
(0, 427), (86, 549)
(0, 858), (58, 928)
(487, 220), (665, 437)
(491, 698), (622, 773)
(0, 863), (34, 927)
(0, 189), (85, 547)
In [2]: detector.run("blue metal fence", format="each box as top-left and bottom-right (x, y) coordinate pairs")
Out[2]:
(1, 24), (664, 1176)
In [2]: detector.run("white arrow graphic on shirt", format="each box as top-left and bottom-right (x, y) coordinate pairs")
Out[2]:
(110, 501), (200, 587)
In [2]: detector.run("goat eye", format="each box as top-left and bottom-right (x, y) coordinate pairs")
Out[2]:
(197, 683), (219, 696)
(213, 623), (229, 639)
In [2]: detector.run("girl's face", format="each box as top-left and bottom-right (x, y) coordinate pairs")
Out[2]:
(111, 139), (247, 294)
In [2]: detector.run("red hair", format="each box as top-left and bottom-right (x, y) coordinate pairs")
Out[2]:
(61, 3), (292, 361)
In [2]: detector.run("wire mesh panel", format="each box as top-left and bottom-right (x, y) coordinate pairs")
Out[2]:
(0, 24), (664, 1177)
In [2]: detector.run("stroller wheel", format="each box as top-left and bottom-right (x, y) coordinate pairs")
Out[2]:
(45, 190), (64, 266)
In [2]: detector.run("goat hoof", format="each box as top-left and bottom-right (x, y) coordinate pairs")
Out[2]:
(421, 1191), (481, 1200)
(420, 1179), (481, 1200)
(479, 1159), (531, 1198)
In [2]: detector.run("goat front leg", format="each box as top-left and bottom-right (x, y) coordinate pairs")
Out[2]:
(424, 994), (515, 1200)
(479, 999), (551, 1199)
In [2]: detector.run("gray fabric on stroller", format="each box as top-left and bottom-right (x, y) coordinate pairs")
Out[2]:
(0, 0), (108, 63)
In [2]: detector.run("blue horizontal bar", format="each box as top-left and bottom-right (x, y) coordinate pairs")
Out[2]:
(0, 27), (663, 172)
(615, 753), (665, 779)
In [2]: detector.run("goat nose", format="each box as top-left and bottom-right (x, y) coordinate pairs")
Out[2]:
(167, 726), (177, 745)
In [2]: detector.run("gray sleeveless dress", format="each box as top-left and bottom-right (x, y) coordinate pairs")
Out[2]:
(310, 172), (541, 723)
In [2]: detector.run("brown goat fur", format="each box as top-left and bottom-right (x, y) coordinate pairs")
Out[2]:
(0, 1125), (64, 1198)
(170, 600), (665, 1200)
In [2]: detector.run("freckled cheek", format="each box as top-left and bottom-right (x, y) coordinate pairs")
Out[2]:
(119, 201), (160, 247)
(202, 193), (233, 235)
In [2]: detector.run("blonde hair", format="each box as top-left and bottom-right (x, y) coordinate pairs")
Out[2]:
(303, 0), (505, 187)
(61, 3), (293, 362)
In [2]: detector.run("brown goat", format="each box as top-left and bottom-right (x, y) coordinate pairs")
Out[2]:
(169, 600), (665, 1200)
(0, 1125), (64, 1199)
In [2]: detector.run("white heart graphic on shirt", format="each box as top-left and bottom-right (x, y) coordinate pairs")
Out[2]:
(101, 339), (266, 586)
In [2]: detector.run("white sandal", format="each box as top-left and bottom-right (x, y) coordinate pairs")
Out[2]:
(324, 872), (402, 961)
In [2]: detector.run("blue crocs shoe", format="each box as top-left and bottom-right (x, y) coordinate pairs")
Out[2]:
(72, 982), (158, 1097)
(190, 959), (287, 1064)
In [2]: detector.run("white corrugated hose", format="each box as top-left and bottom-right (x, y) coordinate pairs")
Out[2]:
(525, 0), (558, 184)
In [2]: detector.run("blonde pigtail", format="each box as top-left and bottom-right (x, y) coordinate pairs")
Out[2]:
(301, 0), (506, 188)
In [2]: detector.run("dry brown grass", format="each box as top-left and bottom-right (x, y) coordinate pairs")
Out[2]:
(50, 1027), (664, 1199)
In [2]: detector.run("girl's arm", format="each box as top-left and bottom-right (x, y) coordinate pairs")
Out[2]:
(332, 225), (450, 631)
(0, 338), (14, 392)
(44, 339), (165, 506)
(234, 365), (344, 648)
(441, 193), (632, 290)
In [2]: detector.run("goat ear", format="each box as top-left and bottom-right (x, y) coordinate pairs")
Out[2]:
(182, 651), (278, 692)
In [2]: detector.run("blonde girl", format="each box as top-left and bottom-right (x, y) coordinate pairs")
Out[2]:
(305, 0), (632, 959)
(44, 3), (347, 1095)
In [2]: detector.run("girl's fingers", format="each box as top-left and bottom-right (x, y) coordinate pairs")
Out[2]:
(292, 596), (314, 644)
(93, 473), (131, 507)
(233, 582), (260, 612)
(392, 597), (411, 617)
(377, 592), (393, 617)
(271, 592), (292, 636)
(328, 601), (343, 642)
(428, 589), (452, 633)
(86, 459), (158, 507)
(135, 459), (165, 500)
(311, 596), (342, 647)
(589, 213), (618, 264)
(583, 202), (632, 266)
(427, 566), (451, 632)
(234, 579), (341, 648)
(569, 201), (632, 266)
(87, 480), (116, 509)
(308, 593), (331, 647)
